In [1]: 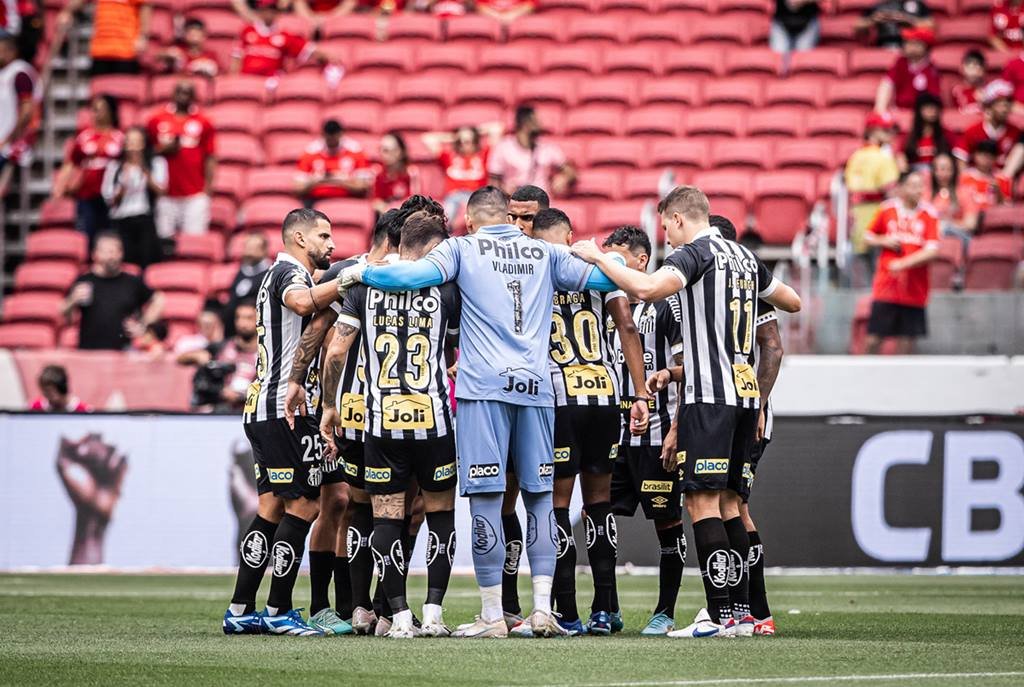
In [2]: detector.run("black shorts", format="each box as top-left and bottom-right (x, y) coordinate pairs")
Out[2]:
(738, 436), (771, 503)
(553, 405), (622, 479)
(611, 444), (683, 521)
(676, 404), (757, 494)
(867, 301), (927, 338)
(335, 435), (365, 489)
(363, 433), (457, 495)
(244, 417), (325, 501)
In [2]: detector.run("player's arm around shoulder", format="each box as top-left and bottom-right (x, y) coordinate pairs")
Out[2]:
(572, 239), (688, 301)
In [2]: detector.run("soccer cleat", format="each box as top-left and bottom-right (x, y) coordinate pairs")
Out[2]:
(556, 616), (586, 636)
(640, 612), (675, 636)
(504, 611), (526, 631)
(374, 616), (392, 637)
(727, 615), (756, 638)
(262, 609), (324, 636)
(610, 611), (624, 634)
(586, 611), (612, 636)
(452, 616), (508, 638)
(666, 608), (725, 639)
(419, 621), (451, 638)
(350, 606), (377, 635)
(508, 619), (534, 638)
(385, 614), (418, 639)
(309, 608), (354, 636)
(222, 608), (264, 635)
(528, 610), (568, 638)
(753, 617), (776, 636)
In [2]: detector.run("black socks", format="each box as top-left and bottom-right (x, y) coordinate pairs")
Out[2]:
(371, 517), (408, 614)
(552, 507), (579, 622)
(347, 501), (374, 610)
(692, 517), (733, 626)
(748, 530), (771, 620)
(723, 517), (751, 620)
(655, 523), (686, 618)
(501, 513), (524, 616)
(308, 550), (335, 616)
(333, 555), (352, 619)
(266, 513), (313, 615)
(230, 515), (278, 612)
(425, 509), (456, 607)
(584, 502), (617, 615)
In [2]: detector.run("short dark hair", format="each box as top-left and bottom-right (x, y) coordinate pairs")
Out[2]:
(400, 194), (445, 218)
(400, 211), (449, 251)
(514, 104), (535, 131)
(281, 208), (329, 240)
(896, 170), (919, 185)
(234, 298), (257, 314)
(974, 139), (1000, 156)
(657, 185), (710, 220)
(510, 185), (550, 209)
(532, 207), (572, 234)
(183, 17), (205, 31)
(322, 119), (343, 135)
(467, 185), (509, 218)
(708, 214), (738, 241)
(94, 93), (120, 129)
(372, 208), (404, 248)
(94, 229), (122, 246)
(38, 365), (68, 394)
(963, 48), (985, 66)
(147, 320), (169, 341)
(603, 225), (651, 256)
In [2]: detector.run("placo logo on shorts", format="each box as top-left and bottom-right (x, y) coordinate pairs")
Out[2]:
(468, 463), (500, 479)
(538, 462), (554, 477)
(433, 462), (456, 482)
(364, 466), (392, 483)
(553, 447), (571, 463)
(343, 460), (358, 477)
(382, 394), (434, 431)
(641, 480), (674, 493)
(694, 459), (729, 475)
(268, 468), (294, 483)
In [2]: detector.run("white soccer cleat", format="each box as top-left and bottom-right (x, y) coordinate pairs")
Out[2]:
(385, 614), (418, 639)
(508, 618), (534, 638)
(666, 608), (726, 639)
(350, 606), (377, 635)
(419, 621), (451, 638)
(528, 610), (568, 638)
(726, 615), (756, 638)
(374, 616), (392, 637)
(452, 616), (508, 638)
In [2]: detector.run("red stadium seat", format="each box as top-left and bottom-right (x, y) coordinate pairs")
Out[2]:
(567, 16), (623, 43)
(26, 230), (88, 263)
(212, 75), (270, 104)
(322, 101), (382, 134)
(175, 234), (225, 263)
(38, 199), (76, 229)
(959, 0), (993, 13)
(690, 16), (749, 45)
(702, 78), (763, 107)
(772, 139), (836, 171)
(565, 105), (625, 135)
(576, 77), (637, 106)
(589, 200), (645, 235)
(572, 169), (623, 199)
(260, 102), (321, 135)
(693, 170), (751, 223)
(518, 75), (577, 106)
(14, 261), (80, 293)
(507, 15), (566, 43)
(752, 171), (816, 244)
(686, 107), (745, 137)
(350, 44), (415, 73)
(964, 235), (1023, 290)
(1, 293), (64, 325)
(847, 49), (894, 76)
(818, 15), (860, 46)
(415, 43), (478, 73)
(274, 13), (313, 36)
(834, 0), (875, 13)
(332, 229), (371, 259)
(209, 196), (239, 233)
(381, 102), (442, 132)
(626, 16), (684, 44)
(145, 261), (209, 293)
(623, 105), (685, 137)
(205, 102), (260, 134)
(648, 138), (709, 170)
(446, 15), (503, 41)
(638, 78), (701, 106)
(266, 133), (318, 166)
(622, 169), (667, 199)
(208, 262), (240, 299)
(391, 75), (449, 105)
(539, 45), (601, 75)
(443, 103), (505, 129)
(662, 47), (722, 77)
(0, 322), (56, 349)
(942, 110), (976, 135)
(825, 77), (880, 107)
(532, 103), (567, 136)
(746, 108), (806, 137)
(935, 15), (989, 46)
(189, 8), (245, 38)
(602, 45), (661, 76)
(217, 133), (263, 167)
(240, 195), (297, 230)
(212, 165), (245, 201)
(930, 237), (964, 290)
(336, 74), (395, 104)
(585, 137), (645, 168)
(806, 108), (864, 138)
(478, 44), (539, 75)
(763, 78), (824, 110)
(247, 166), (301, 198)
(718, 0), (769, 11)
(982, 204), (1024, 233)
(317, 198), (375, 233)
(708, 139), (772, 170)
(788, 48), (847, 77)
(554, 200), (591, 234)
(90, 74), (147, 104)
(321, 13), (376, 40)
(162, 292), (205, 324)
(387, 13), (442, 40)
(451, 76), (514, 106)
(723, 47), (781, 76)
(594, 0), (649, 11)
(545, 136), (586, 166)
(275, 73), (329, 104)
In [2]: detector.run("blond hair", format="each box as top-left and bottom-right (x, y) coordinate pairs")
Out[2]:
(657, 185), (710, 222)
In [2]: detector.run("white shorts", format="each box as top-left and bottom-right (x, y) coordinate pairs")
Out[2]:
(156, 193), (210, 237)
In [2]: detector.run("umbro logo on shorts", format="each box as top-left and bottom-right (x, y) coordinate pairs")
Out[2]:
(468, 463), (500, 479)
(694, 459), (729, 475)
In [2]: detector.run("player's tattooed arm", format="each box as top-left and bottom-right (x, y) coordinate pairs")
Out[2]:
(754, 318), (783, 442)
(284, 309), (339, 429)
(608, 296), (649, 435)
(319, 321), (360, 452)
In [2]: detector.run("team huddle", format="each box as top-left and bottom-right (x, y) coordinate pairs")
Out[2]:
(222, 182), (801, 639)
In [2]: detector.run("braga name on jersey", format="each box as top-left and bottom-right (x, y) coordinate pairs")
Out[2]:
(549, 289), (621, 407)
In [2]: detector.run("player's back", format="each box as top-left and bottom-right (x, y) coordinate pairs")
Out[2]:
(425, 224), (591, 407)
(549, 288), (621, 407)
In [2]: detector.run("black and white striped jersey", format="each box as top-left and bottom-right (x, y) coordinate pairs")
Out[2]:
(549, 288), (625, 407)
(754, 299), (777, 441)
(339, 280), (460, 440)
(243, 252), (316, 424)
(661, 228), (778, 409)
(612, 298), (684, 447)
(321, 255), (367, 441)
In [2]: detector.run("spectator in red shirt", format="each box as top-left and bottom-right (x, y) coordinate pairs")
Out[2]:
(294, 118), (372, 206)
(951, 49), (987, 116)
(29, 365), (90, 413)
(875, 26), (940, 112)
(52, 93), (123, 243)
(156, 18), (220, 78)
(1002, 49), (1024, 110)
(371, 131), (420, 215)
(422, 121), (502, 225)
(230, 0), (338, 81)
(898, 92), (953, 171)
(475, 0), (535, 23)
(954, 79), (1020, 171)
(146, 79), (216, 238)
(863, 170), (940, 355)
(293, 0), (356, 24)
(957, 139), (1012, 232)
(990, 0), (1024, 53)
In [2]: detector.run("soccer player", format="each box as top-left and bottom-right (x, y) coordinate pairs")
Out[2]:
(282, 208), (404, 635)
(507, 184), (549, 237)
(340, 186), (643, 638)
(223, 208), (348, 636)
(602, 226), (688, 636)
(321, 212), (460, 638)
(529, 209), (649, 636)
(570, 186), (801, 639)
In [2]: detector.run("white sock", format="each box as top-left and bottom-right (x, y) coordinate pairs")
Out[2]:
(532, 575), (553, 615)
(423, 603), (443, 625)
(393, 608), (413, 628)
(265, 605), (279, 617)
(480, 584), (503, 623)
(228, 603), (248, 616)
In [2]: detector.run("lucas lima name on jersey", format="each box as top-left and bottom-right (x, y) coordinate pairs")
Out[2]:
(549, 288), (623, 407)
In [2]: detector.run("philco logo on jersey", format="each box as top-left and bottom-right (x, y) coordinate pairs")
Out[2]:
(477, 238), (545, 261)
(500, 367), (541, 396)
(268, 468), (294, 483)
(641, 480), (674, 493)
(365, 466), (392, 483)
(553, 447), (571, 463)
(367, 289), (440, 313)
(469, 463), (500, 479)
(341, 393), (366, 430)
(434, 462), (456, 482)
(538, 463), (554, 477)
(383, 394), (434, 431)
(714, 251), (758, 274)
(565, 364), (613, 397)
(695, 459), (729, 475)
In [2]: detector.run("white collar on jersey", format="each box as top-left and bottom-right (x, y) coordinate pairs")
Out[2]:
(691, 226), (722, 242)
(275, 251), (308, 273)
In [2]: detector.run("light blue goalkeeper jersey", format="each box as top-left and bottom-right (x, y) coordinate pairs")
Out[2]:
(425, 224), (593, 407)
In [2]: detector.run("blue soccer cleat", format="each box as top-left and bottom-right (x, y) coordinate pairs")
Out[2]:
(556, 616), (586, 636)
(610, 611), (624, 634)
(223, 608), (265, 635)
(640, 612), (675, 636)
(587, 611), (612, 636)
(262, 608), (324, 636)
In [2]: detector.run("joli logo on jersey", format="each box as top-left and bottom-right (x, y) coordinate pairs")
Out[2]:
(341, 393), (366, 430)
(382, 394), (434, 431)
(565, 364), (613, 398)
(500, 367), (541, 396)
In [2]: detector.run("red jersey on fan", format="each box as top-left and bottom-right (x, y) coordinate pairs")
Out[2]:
(885, 56), (941, 109)
(900, 129), (954, 166)
(867, 198), (940, 308)
(233, 22), (314, 76)
(166, 44), (220, 77)
(992, 0), (1024, 50)
(439, 147), (489, 195)
(951, 82), (983, 115)
(958, 167), (1012, 217)
(69, 127), (124, 200)
(296, 138), (372, 199)
(953, 119), (1021, 168)
(146, 105), (216, 197)
(1003, 56), (1024, 103)
(306, 0), (341, 11)
(372, 164), (419, 204)
(29, 396), (90, 412)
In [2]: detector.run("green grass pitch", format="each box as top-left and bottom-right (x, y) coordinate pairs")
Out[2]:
(1, 573), (1022, 686)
